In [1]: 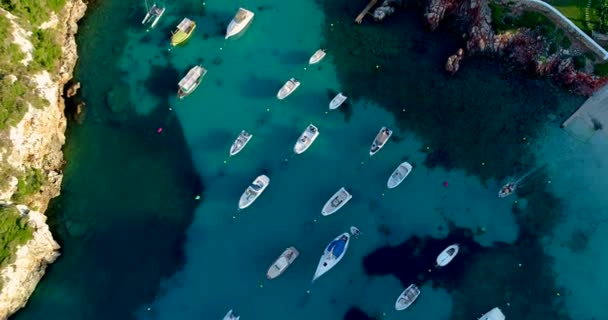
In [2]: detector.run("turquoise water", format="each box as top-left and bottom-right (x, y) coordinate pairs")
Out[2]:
(13, 0), (608, 319)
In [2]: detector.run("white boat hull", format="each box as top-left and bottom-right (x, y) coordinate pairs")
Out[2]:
(223, 309), (240, 320)
(394, 284), (421, 311)
(321, 187), (352, 216)
(238, 175), (270, 209)
(387, 161), (413, 189)
(329, 93), (347, 110)
(436, 244), (459, 267)
(309, 49), (327, 65)
(479, 307), (505, 320)
(312, 233), (350, 282)
(225, 8), (254, 39)
(294, 124), (319, 154)
(370, 127), (393, 156)
(266, 247), (299, 279)
(230, 130), (253, 156)
(277, 78), (300, 100)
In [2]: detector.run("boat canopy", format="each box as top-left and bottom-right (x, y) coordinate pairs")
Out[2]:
(328, 238), (346, 257)
(178, 66), (204, 90)
(177, 18), (194, 31)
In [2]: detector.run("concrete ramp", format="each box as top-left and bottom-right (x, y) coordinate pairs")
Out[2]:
(562, 84), (608, 141)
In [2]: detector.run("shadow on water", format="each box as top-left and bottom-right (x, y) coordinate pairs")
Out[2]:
(239, 74), (284, 99)
(144, 63), (180, 100)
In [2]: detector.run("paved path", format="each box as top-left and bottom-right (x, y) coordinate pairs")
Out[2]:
(518, 0), (608, 61)
(562, 84), (608, 140)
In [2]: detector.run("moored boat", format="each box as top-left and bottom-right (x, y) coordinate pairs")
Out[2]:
(369, 126), (393, 156)
(294, 124), (319, 154)
(329, 92), (347, 110)
(498, 182), (515, 198)
(321, 187), (352, 216)
(312, 233), (350, 282)
(478, 307), (506, 320)
(171, 18), (196, 46)
(277, 78), (300, 100)
(238, 175), (270, 209)
(177, 65), (206, 99)
(223, 309), (240, 320)
(394, 284), (421, 311)
(225, 8), (254, 39)
(436, 244), (459, 267)
(387, 161), (413, 189)
(141, 1), (165, 29)
(266, 247), (299, 280)
(230, 130), (253, 156)
(309, 49), (327, 65)
(350, 226), (362, 238)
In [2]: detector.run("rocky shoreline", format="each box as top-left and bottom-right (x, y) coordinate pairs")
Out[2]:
(370, 0), (608, 95)
(0, 0), (87, 318)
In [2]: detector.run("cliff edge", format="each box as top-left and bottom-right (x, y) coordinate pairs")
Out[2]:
(0, 0), (86, 318)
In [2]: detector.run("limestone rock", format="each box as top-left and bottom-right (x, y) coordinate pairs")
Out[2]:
(66, 81), (80, 98)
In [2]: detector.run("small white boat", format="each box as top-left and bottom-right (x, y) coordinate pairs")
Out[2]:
(223, 309), (240, 320)
(238, 175), (270, 209)
(225, 7), (254, 39)
(266, 247), (299, 280)
(294, 124), (319, 154)
(312, 233), (350, 282)
(478, 307), (505, 320)
(177, 65), (207, 99)
(329, 93), (347, 110)
(277, 78), (300, 100)
(309, 49), (327, 65)
(350, 226), (361, 238)
(230, 130), (253, 156)
(436, 244), (459, 267)
(387, 161), (413, 189)
(394, 284), (421, 311)
(321, 187), (352, 216)
(369, 126), (393, 156)
(498, 182), (515, 198)
(141, 1), (165, 29)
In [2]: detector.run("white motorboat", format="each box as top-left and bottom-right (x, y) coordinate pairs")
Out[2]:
(498, 182), (515, 198)
(266, 247), (299, 280)
(329, 92), (347, 110)
(230, 130), (253, 156)
(321, 187), (352, 216)
(387, 161), (413, 189)
(369, 126), (393, 156)
(394, 284), (421, 311)
(436, 244), (459, 267)
(141, 1), (165, 29)
(225, 8), (254, 39)
(238, 175), (270, 209)
(478, 307), (505, 320)
(350, 226), (361, 238)
(294, 124), (319, 154)
(223, 309), (240, 320)
(312, 233), (350, 282)
(277, 78), (300, 100)
(309, 49), (327, 65)
(177, 65), (206, 98)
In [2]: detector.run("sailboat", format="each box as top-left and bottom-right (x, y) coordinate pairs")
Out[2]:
(141, 0), (165, 29)
(177, 65), (206, 99)
(312, 233), (350, 282)
(309, 49), (327, 65)
(394, 284), (421, 311)
(226, 8), (254, 39)
(293, 124), (319, 154)
(171, 18), (196, 46)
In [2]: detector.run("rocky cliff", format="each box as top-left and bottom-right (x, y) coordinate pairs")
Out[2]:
(0, 0), (87, 318)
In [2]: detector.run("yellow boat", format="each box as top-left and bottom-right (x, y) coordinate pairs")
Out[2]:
(171, 18), (195, 46)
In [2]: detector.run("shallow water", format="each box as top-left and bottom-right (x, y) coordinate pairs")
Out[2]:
(12, 0), (608, 319)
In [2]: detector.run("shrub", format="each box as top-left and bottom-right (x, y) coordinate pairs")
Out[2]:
(31, 29), (62, 71)
(0, 0), (67, 26)
(0, 76), (30, 129)
(0, 205), (33, 266)
(12, 168), (46, 203)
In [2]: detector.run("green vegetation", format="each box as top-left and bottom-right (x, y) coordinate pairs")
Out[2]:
(594, 61), (608, 75)
(599, 0), (608, 32)
(0, 0), (67, 26)
(32, 29), (62, 71)
(12, 168), (46, 203)
(546, 0), (599, 33)
(0, 205), (33, 267)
